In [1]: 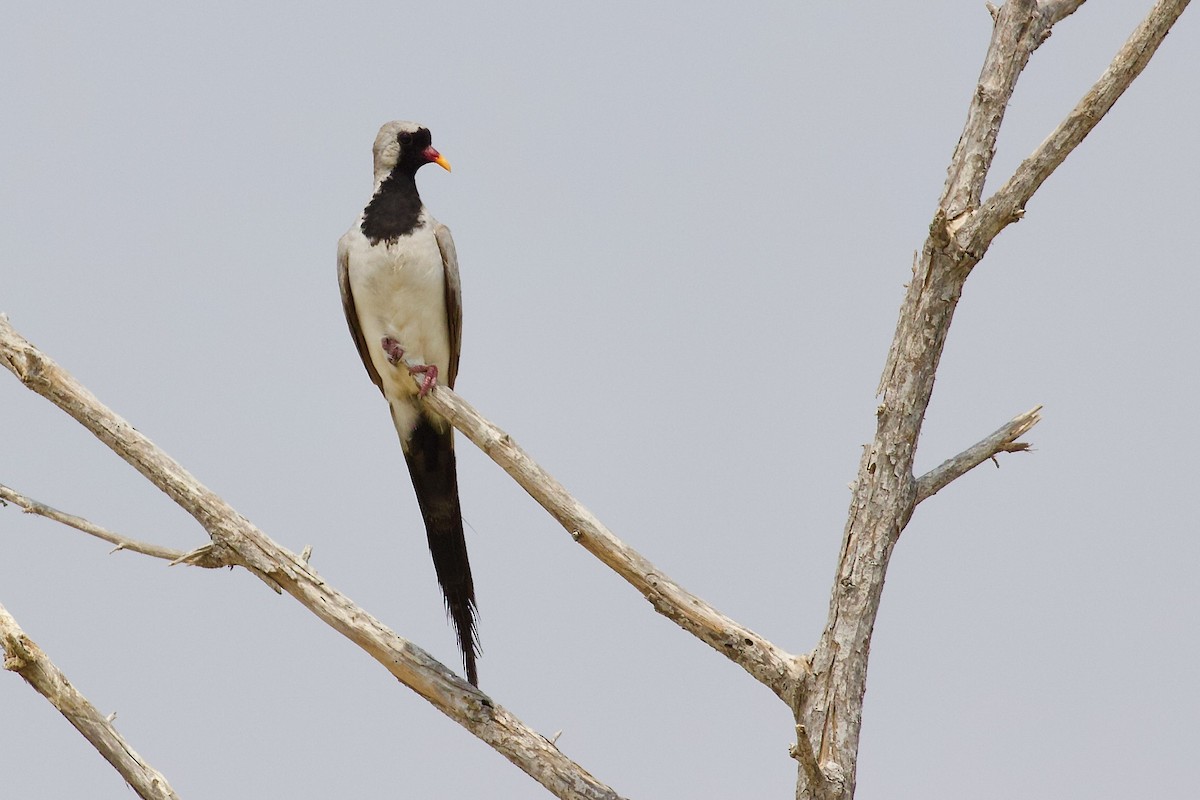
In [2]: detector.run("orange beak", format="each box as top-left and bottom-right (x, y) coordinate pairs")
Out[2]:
(424, 147), (452, 173)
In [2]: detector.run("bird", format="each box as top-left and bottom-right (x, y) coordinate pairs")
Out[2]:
(337, 121), (479, 686)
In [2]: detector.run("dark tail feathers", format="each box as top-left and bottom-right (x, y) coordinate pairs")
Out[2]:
(402, 415), (479, 686)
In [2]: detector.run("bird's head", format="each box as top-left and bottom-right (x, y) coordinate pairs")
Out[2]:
(372, 120), (451, 184)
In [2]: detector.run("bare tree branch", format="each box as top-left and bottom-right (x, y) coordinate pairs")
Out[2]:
(418, 376), (807, 704)
(0, 602), (182, 800)
(0, 484), (194, 563)
(0, 315), (625, 800)
(915, 406), (1042, 504)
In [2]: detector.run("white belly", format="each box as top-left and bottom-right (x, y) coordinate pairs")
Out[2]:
(341, 220), (451, 433)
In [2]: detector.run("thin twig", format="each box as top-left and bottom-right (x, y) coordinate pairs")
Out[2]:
(914, 406), (1042, 503)
(0, 484), (193, 563)
(0, 316), (625, 800)
(0, 602), (182, 800)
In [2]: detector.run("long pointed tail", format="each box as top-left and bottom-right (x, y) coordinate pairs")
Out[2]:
(401, 414), (479, 686)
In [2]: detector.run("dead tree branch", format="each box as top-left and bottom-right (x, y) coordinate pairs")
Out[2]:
(960, 0), (1192, 254)
(418, 375), (807, 703)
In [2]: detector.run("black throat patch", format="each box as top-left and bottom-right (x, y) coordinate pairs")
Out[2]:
(360, 167), (423, 245)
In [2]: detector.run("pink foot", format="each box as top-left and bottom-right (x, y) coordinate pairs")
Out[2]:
(381, 337), (405, 365)
(408, 364), (439, 397)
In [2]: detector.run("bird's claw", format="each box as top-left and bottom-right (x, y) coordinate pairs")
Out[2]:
(381, 337), (437, 396)
(381, 336), (406, 366)
(409, 364), (439, 397)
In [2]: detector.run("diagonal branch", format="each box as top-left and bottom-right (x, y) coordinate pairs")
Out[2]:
(915, 405), (1042, 504)
(1, 602), (182, 800)
(961, 0), (1192, 252)
(0, 315), (625, 800)
(417, 377), (807, 704)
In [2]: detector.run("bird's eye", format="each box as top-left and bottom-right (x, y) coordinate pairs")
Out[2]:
(398, 131), (413, 145)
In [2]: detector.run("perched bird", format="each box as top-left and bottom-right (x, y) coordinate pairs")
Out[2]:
(337, 121), (479, 685)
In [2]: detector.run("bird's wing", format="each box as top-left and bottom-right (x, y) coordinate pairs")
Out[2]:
(337, 237), (384, 393)
(435, 223), (462, 390)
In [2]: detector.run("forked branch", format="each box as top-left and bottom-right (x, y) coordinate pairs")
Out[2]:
(960, 0), (1192, 253)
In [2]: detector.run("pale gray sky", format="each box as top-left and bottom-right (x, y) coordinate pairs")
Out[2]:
(2, 2), (1197, 798)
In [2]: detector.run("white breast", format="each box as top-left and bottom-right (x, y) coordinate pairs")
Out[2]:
(339, 214), (451, 425)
